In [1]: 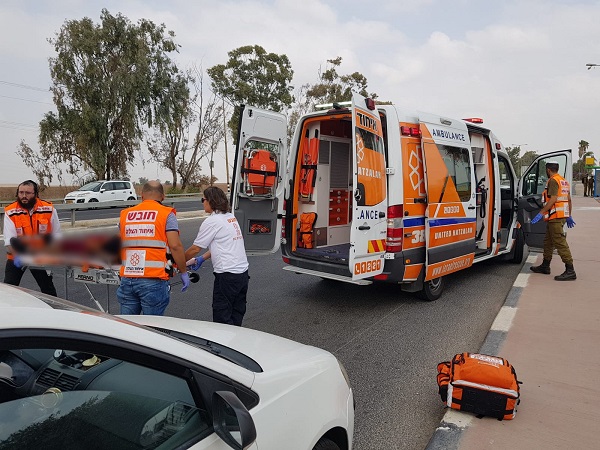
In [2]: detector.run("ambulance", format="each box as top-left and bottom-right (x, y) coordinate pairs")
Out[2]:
(231, 94), (572, 300)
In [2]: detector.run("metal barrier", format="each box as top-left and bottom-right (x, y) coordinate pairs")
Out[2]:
(0, 196), (202, 233)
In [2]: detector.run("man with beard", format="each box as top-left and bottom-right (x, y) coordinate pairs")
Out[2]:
(3, 180), (60, 295)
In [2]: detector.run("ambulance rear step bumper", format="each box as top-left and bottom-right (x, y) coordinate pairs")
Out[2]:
(281, 266), (373, 285)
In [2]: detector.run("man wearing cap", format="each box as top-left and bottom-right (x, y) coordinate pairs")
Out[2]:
(530, 161), (576, 280)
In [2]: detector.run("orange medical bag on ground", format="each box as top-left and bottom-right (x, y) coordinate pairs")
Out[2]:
(298, 212), (318, 249)
(437, 353), (521, 420)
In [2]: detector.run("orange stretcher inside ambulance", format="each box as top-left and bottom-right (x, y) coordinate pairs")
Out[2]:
(231, 94), (572, 300)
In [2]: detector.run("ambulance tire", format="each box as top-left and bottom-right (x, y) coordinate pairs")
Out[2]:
(508, 228), (525, 264)
(418, 276), (444, 301)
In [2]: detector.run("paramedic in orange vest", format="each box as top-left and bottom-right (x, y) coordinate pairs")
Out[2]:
(185, 186), (249, 326)
(3, 180), (60, 296)
(530, 161), (576, 281)
(117, 181), (189, 315)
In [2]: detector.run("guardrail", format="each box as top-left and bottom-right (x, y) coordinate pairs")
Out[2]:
(0, 192), (202, 208)
(0, 196), (202, 233)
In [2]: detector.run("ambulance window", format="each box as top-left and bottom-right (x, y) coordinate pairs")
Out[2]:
(439, 145), (472, 202)
(522, 154), (567, 196)
(498, 157), (512, 188)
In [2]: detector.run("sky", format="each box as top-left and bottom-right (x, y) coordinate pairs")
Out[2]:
(1, 0), (599, 186)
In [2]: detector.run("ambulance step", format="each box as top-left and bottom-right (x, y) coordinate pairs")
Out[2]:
(282, 266), (372, 285)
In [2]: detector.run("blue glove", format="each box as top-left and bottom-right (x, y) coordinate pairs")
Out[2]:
(187, 256), (205, 271)
(180, 272), (190, 293)
(566, 217), (576, 228)
(530, 213), (543, 224)
(13, 256), (23, 269)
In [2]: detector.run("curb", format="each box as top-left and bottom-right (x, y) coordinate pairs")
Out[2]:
(425, 251), (537, 450)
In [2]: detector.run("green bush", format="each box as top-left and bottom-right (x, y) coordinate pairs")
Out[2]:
(186, 185), (201, 193)
(167, 187), (183, 195)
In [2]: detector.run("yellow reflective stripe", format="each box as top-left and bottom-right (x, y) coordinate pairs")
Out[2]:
(122, 240), (167, 248)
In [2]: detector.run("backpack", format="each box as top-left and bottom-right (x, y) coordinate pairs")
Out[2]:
(298, 212), (318, 249)
(437, 352), (521, 420)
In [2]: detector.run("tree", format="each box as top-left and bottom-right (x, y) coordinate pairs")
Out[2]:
(505, 146), (522, 169)
(578, 140), (589, 159)
(207, 45), (294, 140)
(287, 57), (378, 143)
(137, 177), (148, 185)
(20, 9), (187, 182)
(147, 71), (193, 188)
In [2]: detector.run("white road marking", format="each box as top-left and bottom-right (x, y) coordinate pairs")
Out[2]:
(490, 306), (517, 332)
(513, 272), (530, 287)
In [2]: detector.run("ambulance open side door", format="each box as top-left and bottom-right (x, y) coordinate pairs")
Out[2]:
(232, 104), (287, 255)
(517, 149), (572, 249)
(419, 113), (477, 281)
(350, 94), (387, 281)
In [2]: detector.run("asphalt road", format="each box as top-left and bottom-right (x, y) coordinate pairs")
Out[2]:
(0, 219), (524, 450)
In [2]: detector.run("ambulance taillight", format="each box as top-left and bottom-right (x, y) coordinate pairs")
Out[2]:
(400, 126), (422, 138)
(386, 205), (404, 252)
(365, 98), (376, 110)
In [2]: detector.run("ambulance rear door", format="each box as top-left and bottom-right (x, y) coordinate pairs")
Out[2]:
(419, 113), (477, 281)
(517, 150), (572, 249)
(350, 94), (387, 281)
(232, 105), (287, 255)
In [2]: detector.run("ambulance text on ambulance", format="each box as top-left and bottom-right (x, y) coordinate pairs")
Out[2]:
(431, 128), (466, 142)
(431, 257), (470, 277)
(434, 225), (474, 240)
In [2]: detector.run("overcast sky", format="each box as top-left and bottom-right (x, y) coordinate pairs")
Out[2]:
(1, 0), (599, 186)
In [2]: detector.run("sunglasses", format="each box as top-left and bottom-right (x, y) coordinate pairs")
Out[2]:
(201, 197), (206, 203)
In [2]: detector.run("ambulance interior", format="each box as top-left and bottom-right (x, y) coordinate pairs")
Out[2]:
(293, 116), (354, 265)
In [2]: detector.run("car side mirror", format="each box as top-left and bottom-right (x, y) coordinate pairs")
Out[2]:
(100, 189), (105, 193)
(212, 391), (256, 450)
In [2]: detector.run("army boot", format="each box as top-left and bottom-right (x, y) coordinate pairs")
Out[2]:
(554, 264), (577, 281)
(530, 259), (551, 274)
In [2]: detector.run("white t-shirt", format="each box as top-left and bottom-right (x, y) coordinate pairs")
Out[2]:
(193, 212), (248, 274)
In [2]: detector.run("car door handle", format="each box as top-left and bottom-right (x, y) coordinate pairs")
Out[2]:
(468, 206), (476, 210)
(358, 225), (371, 231)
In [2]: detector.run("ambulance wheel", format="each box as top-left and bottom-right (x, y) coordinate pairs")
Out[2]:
(509, 228), (525, 264)
(418, 277), (444, 301)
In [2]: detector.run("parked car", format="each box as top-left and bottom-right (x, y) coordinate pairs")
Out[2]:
(64, 180), (137, 204)
(0, 284), (354, 450)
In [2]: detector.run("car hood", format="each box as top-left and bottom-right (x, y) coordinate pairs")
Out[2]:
(66, 190), (93, 196)
(123, 315), (333, 373)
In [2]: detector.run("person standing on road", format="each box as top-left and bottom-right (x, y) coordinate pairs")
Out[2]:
(185, 186), (249, 326)
(117, 181), (190, 315)
(530, 161), (576, 281)
(3, 180), (60, 296)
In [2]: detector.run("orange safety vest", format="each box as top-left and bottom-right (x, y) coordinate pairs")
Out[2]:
(4, 199), (54, 260)
(119, 200), (175, 280)
(542, 173), (570, 221)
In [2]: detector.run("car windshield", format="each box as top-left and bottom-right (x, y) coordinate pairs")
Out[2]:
(78, 182), (103, 192)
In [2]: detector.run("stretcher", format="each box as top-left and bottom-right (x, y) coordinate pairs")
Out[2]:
(17, 254), (199, 314)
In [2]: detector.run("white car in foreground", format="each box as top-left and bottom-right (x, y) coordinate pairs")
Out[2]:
(64, 180), (137, 204)
(0, 284), (354, 450)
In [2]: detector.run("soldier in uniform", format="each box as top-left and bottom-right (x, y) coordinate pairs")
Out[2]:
(530, 161), (576, 281)
(587, 173), (595, 197)
(582, 174), (590, 197)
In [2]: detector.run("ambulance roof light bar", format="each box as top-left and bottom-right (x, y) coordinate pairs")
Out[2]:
(463, 117), (484, 124)
(314, 101), (352, 111)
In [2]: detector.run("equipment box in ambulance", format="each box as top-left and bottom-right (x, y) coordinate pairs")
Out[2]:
(230, 94), (571, 300)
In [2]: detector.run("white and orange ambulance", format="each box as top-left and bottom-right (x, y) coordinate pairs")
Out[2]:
(231, 94), (572, 300)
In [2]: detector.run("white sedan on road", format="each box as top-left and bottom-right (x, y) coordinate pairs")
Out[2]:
(0, 284), (354, 450)
(64, 180), (137, 204)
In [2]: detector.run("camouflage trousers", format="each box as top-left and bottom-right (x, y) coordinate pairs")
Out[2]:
(543, 219), (573, 265)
